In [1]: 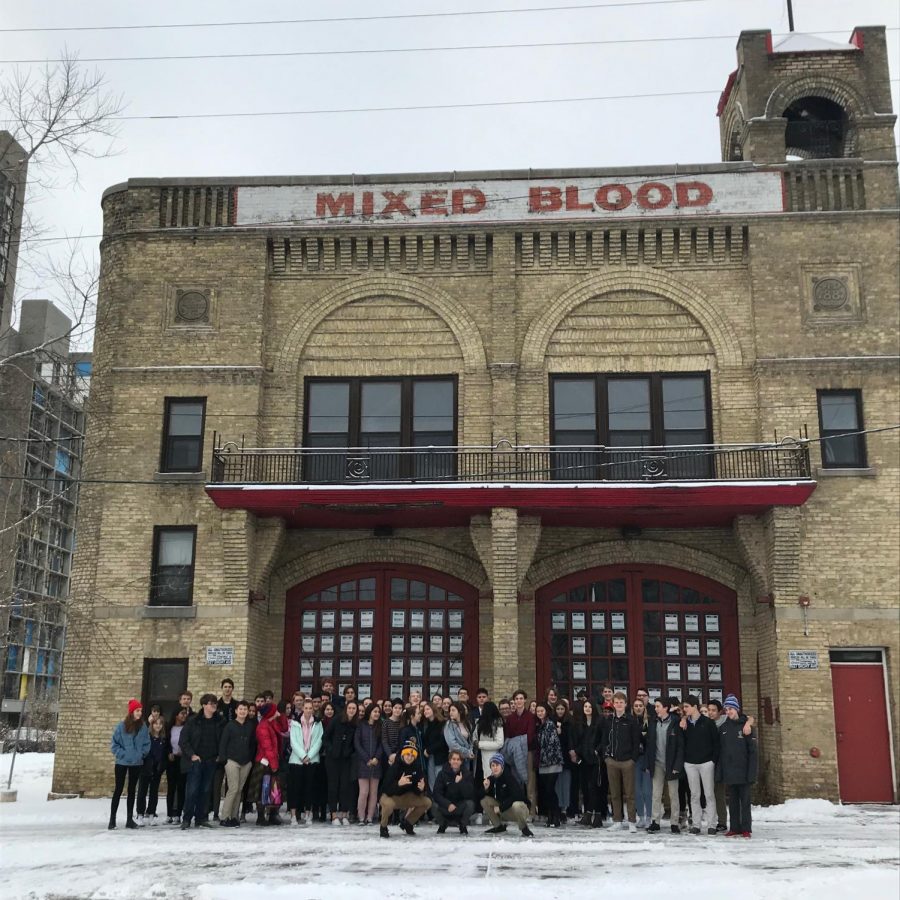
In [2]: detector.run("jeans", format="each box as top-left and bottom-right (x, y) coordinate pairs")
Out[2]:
(182, 758), (217, 825)
(555, 768), (573, 813)
(110, 764), (141, 824)
(634, 764), (653, 822)
(684, 761), (717, 829)
(433, 798), (475, 826)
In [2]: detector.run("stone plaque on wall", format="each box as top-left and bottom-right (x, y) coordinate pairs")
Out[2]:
(800, 264), (864, 325)
(165, 282), (218, 331)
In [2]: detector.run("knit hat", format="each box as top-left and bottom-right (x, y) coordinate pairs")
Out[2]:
(127, 698), (142, 716)
(259, 702), (276, 719)
(723, 694), (741, 711)
(489, 753), (505, 768)
(400, 740), (419, 760)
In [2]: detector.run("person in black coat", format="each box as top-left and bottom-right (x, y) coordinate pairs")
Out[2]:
(716, 695), (758, 837)
(432, 751), (476, 834)
(323, 700), (358, 824)
(217, 699), (256, 827)
(178, 693), (224, 829)
(645, 696), (685, 833)
(599, 692), (642, 830)
(572, 700), (603, 827)
(481, 753), (533, 836)
(378, 741), (432, 838)
(680, 694), (721, 834)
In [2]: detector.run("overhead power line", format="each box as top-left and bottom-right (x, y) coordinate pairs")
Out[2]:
(0, 1), (717, 34)
(4, 29), (895, 65)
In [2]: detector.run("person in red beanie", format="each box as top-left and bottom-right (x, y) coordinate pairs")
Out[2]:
(109, 699), (150, 829)
(247, 702), (287, 825)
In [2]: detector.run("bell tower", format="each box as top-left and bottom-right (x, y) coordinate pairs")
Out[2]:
(717, 26), (897, 165)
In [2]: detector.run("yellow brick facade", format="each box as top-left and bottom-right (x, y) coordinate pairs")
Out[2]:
(54, 27), (898, 805)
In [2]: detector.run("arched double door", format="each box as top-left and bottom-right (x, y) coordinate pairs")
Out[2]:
(536, 565), (740, 704)
(284, 564), (479, 701)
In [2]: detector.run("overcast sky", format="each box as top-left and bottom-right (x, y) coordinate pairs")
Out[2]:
(2, 0), (897, 339)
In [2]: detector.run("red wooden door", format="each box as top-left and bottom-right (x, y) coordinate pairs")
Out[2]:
(831, 661), (894, 803)
(284, 564), (478, 701)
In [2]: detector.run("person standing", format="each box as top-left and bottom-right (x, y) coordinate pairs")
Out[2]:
(707, 698), (729, 832)
(136, 713), (167, 825)
(645, 696), (684, 834)
(680, 694), (720, 835)
(165, 707), (189, 823)
(354, 703), (385, 826)
(381, 698), (405, 766)
(218, 699), (256, 827)
(432, 750), (476, 834)
(481, 753), (534, 837)
(443, 702), (475, 771)
(600, 691), (641, 833)
(109, 699), (150, 830)
(632, 697), (653, 829)
(422, 701), (448, 791)
(378, 741), (432, 838)
(179, 693), (223, 830)
(504, 690), (537, 813)
(324, 700), (358, 825)
(717, 695), (758, 838)
(247, 701), (287, 826)
(554, 700), (577, 820)
(210, 678), (238, 821)
(288, 698), (324, 826)
(472, 702), (505, 777)
(534, 702), (563, 827)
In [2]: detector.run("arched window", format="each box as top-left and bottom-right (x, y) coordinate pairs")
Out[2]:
(783, 96), (848, 159)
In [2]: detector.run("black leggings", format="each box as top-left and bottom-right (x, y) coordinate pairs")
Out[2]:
(580, 764), (599, 813)
(287, 762), (321, 813)
(325, 757), (354, 814)
(111, 764), (141, 823)
(165, 758), (186, 817)
(537, 772), (560, 817)
(137, 760), (165, 816)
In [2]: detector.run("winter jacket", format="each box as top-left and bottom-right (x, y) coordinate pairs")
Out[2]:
(142, 731), (168, 773)
(179, 713), (223, 772)
(557, 719), (576, 770)
(443, 720), (475, 760)
(504, 709), (537, 751)
(111, 721), (150, 767)
(289, 716), (324, 765)
(473, 722), (504, 774)
(716, 716), (758, 785)
(644, 713), (685, 780)
(216, 698), (238, 724)
(635, 714), (652, 770)
(572, 716), (601, 766)
(254, 714), (286, 773)
(381, 717), (403, 760)
(600, 713), (642, 762)
(536, 719), (564, 771)
(398, 723), (425, 754)
(423, 719), (449, 766)
(354, 721), (385, 780)
(218, 718), (257, 766)
(683, 713), (720, 765)
(324, 717), (357, 761)
(484, 765), (526, 813)
(432, 763), (476, 814)
(381, 755), (426, 797)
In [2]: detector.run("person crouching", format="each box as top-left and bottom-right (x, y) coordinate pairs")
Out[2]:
(379, 740), (432, 838)
(481, 753), (534, 837)
(432, 749), (476, 835)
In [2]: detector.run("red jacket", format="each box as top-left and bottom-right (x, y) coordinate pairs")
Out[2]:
(255, 714), (287, 771)
(504, 709), (537, 751)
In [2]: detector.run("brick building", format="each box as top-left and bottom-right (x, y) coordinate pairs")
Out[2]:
(54, 27), (898, 803)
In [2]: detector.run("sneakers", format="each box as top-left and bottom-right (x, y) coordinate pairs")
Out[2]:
(579, 812), (593, 827)
(725, 830), (740, 837)
(149, 815), (159, 826)
(357, 819), (368, 826)
(340, 817), (349, 826)
(304, 811), (313, 825)
(628, 822), (637, 834)
(380, 825), (390, 839)
(707, 827), (717, 836)
(689, 826), (701, 835)
(165, 817), (174, 825)
(671, 825), (681, 834)
(292, 816), (304, 827)
(485, 824), (507, 834)
(196, 820), (213, 828)
(220, 818), (239, 827)
(474, 814), (483, 826)
(331, 817), (341, 826)
(591, 813), (604, 828)
(741, 832), (752, 839)
(619, 821), (629, 831)
(648, 822), (661, 833)
(716, 823), (728, 833)
(521, 826), (534, 837)
(180, 820), (192, 830)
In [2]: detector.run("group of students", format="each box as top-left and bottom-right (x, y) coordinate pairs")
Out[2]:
(109, 678), (758, 838)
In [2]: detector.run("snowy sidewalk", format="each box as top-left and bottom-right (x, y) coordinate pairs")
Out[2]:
(1, 755), (898, 900)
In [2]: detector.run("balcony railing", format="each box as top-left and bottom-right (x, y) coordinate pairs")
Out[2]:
(209, 441), (812, 485)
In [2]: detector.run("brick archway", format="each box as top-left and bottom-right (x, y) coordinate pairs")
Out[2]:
(284, 563), (479, 701)
(535, 564), (740, 704)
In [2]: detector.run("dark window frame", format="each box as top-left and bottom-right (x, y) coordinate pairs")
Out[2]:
(149, 526), (197, 607)
(141, 657), (189, 722)
(549, 372), (713, 447)
(160, 397), (207, 473)
(817, 389), (866, 468)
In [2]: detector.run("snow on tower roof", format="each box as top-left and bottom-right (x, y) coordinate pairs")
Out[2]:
(772, 33), (859, 53)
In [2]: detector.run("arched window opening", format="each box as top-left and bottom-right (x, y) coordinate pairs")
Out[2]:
(783, 96), (848, 159)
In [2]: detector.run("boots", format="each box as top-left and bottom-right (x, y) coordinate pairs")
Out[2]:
(591, 812), (604, 828)
(108, 814), (116, 830)
(579, 810), (593, 827)
(268, 809), (284, 826)
(256, 804), (269, 826)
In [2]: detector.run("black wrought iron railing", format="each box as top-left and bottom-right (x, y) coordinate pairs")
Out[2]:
(209, 441), (812, 485)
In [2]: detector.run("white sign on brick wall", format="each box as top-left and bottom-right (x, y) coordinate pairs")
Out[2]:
(206, 646), (234, 666)
(788, 650), (819, 670)
(234, 172), (785, 227)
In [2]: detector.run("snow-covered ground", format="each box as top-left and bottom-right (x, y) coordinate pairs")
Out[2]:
(1, 754), (898, 900)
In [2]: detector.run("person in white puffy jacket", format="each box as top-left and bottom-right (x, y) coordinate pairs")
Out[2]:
(473, 702), (505, 775)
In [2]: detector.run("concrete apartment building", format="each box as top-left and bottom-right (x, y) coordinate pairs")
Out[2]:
(54, 27), (898, 804)
(0, 299), (91, 722)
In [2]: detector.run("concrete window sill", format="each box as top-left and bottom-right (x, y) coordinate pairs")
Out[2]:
(815, 467), (877, 478)
(141, 606), (197, 619)
(153, 472), (207, 484)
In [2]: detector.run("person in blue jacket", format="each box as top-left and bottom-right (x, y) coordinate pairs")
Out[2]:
(109, 698), (150, 829)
